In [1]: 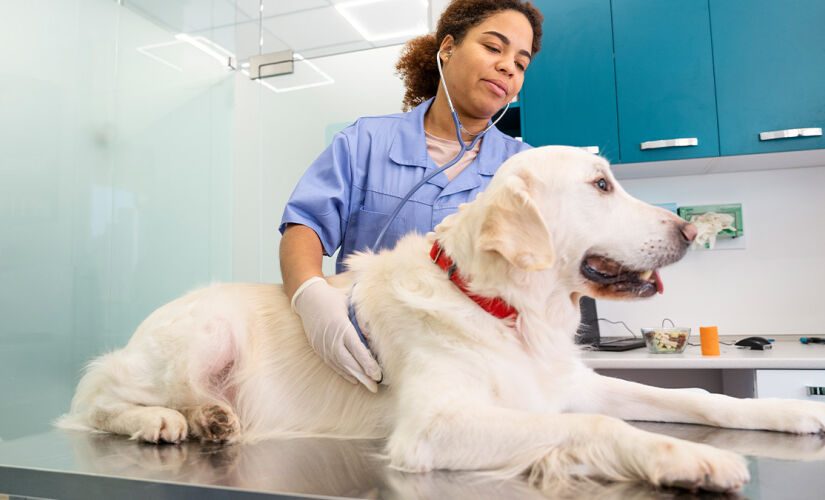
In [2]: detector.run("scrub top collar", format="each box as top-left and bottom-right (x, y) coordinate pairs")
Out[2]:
(388, 97), (509, 177)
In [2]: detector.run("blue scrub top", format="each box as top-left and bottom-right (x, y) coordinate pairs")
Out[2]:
(279, 97), (532, 274)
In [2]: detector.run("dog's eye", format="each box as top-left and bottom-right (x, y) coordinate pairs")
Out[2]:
(594, 178), (611, 192)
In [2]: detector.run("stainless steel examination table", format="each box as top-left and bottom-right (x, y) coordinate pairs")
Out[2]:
(2, 422), (824, 499)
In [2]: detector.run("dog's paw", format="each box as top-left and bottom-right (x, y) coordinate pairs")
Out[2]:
(186, 403), (240, 443)
(758, 399), (825, 434)
(131, 408), (188, 444)
(650, 438), (749, 492)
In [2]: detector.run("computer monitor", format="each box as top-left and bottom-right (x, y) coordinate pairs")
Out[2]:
(576, 296), (600, 346)
(575, 296), (645, 351)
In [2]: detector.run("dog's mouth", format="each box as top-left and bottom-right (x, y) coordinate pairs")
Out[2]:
(580, 255), (663, 298)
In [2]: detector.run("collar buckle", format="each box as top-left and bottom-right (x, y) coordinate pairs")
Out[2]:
(431, 245), (443, 263)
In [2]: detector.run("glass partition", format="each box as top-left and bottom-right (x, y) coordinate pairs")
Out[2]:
(0, 0), (234, 441)
(0, 0), (434, 442)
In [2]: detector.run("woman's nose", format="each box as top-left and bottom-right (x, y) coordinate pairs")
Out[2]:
(496, 59), (514, 76)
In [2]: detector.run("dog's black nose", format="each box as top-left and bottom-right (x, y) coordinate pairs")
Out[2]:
(680, 223), (698, 243)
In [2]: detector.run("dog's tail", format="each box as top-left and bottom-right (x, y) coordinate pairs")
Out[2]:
(54, 352), (119, 432)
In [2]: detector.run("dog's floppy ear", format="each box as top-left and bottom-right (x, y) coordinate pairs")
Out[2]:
(477, 170), (553, 270)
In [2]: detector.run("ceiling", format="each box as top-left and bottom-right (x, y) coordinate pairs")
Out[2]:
(123, 0), (449, 62)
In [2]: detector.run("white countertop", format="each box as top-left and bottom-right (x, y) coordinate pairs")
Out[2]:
(581, 337), (825, 369)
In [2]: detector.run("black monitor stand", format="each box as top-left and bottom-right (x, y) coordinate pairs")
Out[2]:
(576, 297), (645, 351)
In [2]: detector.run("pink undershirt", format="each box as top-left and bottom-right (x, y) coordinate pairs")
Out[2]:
(424, 130), (482, 181)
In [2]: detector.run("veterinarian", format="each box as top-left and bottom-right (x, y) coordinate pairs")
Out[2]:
(279, 0), (543, 392)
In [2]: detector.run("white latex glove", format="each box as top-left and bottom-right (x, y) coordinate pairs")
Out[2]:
(291, 277), (382, 392)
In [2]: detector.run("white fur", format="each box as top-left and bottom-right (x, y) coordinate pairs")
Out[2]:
(58, 146), (825, 493)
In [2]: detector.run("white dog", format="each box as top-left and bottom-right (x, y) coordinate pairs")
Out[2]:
(58, 146), (825, 493)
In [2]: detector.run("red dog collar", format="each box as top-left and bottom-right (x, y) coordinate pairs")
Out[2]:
(430, 241), (518, 322)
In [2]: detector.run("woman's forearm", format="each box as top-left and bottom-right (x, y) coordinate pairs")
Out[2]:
(279, 224), (325, 301)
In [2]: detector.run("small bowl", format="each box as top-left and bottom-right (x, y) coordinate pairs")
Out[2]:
(642, 327), (691, 354)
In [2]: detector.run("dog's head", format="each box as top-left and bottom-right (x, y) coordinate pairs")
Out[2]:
(469, 145), (696, 300)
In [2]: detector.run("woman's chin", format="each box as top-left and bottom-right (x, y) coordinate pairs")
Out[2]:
(474, 102), (509, 120)
(456, 97), (510, 124)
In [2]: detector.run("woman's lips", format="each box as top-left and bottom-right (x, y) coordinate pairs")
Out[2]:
(483, 80), (507, 97)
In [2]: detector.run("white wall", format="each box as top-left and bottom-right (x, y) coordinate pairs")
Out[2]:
(232, 45), (405, 283)
(598, 165), (825, 337)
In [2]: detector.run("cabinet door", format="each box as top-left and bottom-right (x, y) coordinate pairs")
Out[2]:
(612, 0), (719, 163)
(521, 0), (619, 163)
(710, 0), (825, 155)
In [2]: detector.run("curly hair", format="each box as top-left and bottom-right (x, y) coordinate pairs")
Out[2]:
(395, 0), (543, 111)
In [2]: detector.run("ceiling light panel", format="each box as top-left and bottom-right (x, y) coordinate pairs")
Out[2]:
(335, 0), (429, 42)
(236, 0), (330, 19)
(298, 40), (373, 60)
(261, 7), (363, 54)
(251, 53), (334, 93)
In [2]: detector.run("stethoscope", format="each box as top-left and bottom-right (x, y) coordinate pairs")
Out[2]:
(370, 49), (511, 252)
(348, 49), (512, 351)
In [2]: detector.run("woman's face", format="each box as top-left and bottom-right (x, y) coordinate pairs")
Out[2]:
(440, 10), (534, 120)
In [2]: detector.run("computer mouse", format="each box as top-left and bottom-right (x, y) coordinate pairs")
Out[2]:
(734, 336), (773, 350)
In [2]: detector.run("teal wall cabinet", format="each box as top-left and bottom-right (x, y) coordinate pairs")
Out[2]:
(612, 0), (719, 163)
(710, 0), (825, 156)
(521, 0), (620, 163)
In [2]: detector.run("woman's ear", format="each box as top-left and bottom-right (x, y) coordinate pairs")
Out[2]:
(439, 35), (455, 60)
(477, 170), (554, 271)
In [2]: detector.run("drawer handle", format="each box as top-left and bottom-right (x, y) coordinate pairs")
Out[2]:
(640, 138), (698, 150)
(581, 146), (599, 154)
(760, 127), (822, 141)
(807, 386), (825, 396)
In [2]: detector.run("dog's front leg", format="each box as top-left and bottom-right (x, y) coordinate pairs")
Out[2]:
(572, 372), (825, 434)
(386, 405), (748, 491)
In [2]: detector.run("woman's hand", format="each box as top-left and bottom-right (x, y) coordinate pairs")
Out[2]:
(291, 277), (382, 392)
(280, 225), (382, 392)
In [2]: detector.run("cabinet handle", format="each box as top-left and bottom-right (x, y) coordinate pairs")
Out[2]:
(759, 127), (822, 141)
(581, 146), (599, 154)
(640, 138), (698, 150)
(806, 386), (825, 396)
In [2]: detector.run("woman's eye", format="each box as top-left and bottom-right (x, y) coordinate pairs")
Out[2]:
(485, 45), (501, 53)
(595, 178), (610, 192)
(516, 62), (526, 71)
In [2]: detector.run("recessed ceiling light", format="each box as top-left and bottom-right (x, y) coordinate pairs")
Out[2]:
(335, 0), (429, 42)
(175, 34), (234, 68)
(242, 53), (335, 93)
(136, 35), (235, 71)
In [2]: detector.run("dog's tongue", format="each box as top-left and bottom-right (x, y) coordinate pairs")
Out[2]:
(654, 270), (664, 294)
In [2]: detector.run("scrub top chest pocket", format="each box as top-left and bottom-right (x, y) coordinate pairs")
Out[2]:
(344, 176), (442, 251)
(342, 205), (407, 258)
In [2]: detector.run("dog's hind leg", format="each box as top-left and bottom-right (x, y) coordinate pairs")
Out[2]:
(91, 404), (189, 444)
(178, 316), (242, 442)
(59, 309), (243, 443)
(56, 351), (188, 443)
(180, 403), (240, 443)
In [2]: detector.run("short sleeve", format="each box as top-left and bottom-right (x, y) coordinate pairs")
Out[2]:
(279, 130), (353, 256)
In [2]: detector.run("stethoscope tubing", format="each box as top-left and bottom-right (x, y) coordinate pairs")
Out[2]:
(371, 50), (509, 252)
(350, 50), (513, 353)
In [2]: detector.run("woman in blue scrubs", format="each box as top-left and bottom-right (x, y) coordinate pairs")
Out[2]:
(280, 0), (544, 391)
